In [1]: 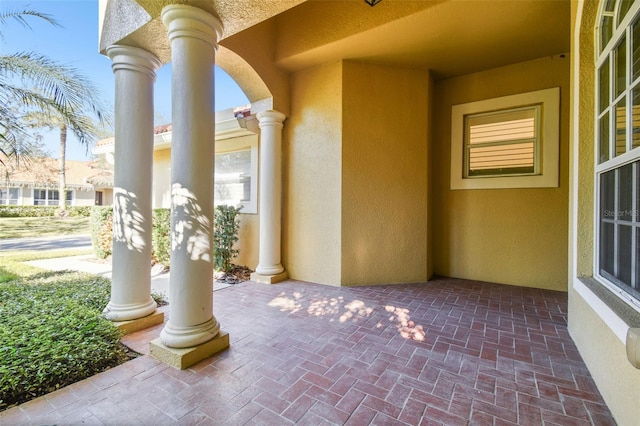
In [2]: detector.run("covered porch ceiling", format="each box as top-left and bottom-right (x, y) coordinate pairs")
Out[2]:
(269, 0), (570, 79)
(100, 0), (570, 92)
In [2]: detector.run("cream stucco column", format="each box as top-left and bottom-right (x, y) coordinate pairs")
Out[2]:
(252, 110), (288, 284)
(103, 45), (160, 321)
(159, 4), (223, 349)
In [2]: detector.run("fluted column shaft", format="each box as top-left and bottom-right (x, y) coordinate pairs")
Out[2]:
(103, 45), (160, 321)
(160, 4), (222, 348)
(255, 111), (286, 276)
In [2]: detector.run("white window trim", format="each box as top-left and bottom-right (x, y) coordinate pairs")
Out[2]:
(33, 188), (74, 206)
(593, 0), (640, 311)
(215, 135), (258, 214)
(450, 87), (560, 190)
(1, 187), (20, 205)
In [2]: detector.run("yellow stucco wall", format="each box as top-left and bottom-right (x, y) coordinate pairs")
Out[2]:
(236, 214), (258, 269)
(284, 61), (343, 286)
(568, 3), (640, 424)
(432, 56), (570, 291)
(341, 61), (429, 285)
(568, 290), (640, 426)
(152, 149), (172, 209)
(574, 0), (597, 278)
(284, 60), (430, 286)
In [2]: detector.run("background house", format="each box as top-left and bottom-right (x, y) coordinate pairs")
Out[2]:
(0, 156), (113, 207)
(93, 106), (259, 268)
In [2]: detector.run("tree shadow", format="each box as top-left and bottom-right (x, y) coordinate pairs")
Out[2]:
(112, 189), (147, 253)
(171, 183), (212, 262)
(267, 290), (425, 341)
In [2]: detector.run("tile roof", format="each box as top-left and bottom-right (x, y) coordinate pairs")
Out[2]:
(95, 105), (253, 149)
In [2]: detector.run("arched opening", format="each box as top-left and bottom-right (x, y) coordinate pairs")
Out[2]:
(152, 63), (251, 125)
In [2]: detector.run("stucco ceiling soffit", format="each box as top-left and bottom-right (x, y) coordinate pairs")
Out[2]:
(134, 0), (306, 39)
(100, 0), (306, 63)
(272, 0), (570, 80)
(99, 0), (153, 54)
(273, 0), (443, 63)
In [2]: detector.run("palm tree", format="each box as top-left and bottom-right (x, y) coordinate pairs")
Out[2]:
(26, 112), (103, 210)
(0, 8), (110, 210)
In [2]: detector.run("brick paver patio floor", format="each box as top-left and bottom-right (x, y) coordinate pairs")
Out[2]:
(0, 277), (616, 425)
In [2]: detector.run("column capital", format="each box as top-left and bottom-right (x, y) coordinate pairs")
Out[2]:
(257, 110), (287, 128)
(107, 45), (161, 80)
(162, 4), (223, 49)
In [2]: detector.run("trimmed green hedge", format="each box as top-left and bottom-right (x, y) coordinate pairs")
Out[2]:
(152, 208), (171, 266)
(91, 207), (172, 265)
(90, 207), (113, 259)
(0, 271), (128, 411)
(0, 205), (92, 218)
(90, 205), (242, 271)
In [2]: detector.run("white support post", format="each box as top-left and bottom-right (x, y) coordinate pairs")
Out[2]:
(251, 110), (288, 284)
(158, 4), (225, 350)
(104, 45), (160, 321)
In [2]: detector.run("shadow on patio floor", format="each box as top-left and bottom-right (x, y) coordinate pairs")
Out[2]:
(0, 277), (616, 425)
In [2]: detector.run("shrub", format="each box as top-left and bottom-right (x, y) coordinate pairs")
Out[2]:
(88, 206), (244, 271)
(0, 272), (128, 411)
(0, 206), (57, 217)
(0, 205), (92, 218)
(90, 206), (113, 259)
(213, 205), (242, 273)
(67, 206), (92, 217)
(152, 208), (171, 266)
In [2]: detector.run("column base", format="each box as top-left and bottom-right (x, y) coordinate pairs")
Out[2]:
(251, 270), (288, 284)
(160, 316), (220, 348)
(103, 297), (158, 322)
(149, 331), (229, 369)
(112, 310), (165, 336)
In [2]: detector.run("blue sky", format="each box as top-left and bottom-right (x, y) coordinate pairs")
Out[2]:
(2, 0), (249, 161)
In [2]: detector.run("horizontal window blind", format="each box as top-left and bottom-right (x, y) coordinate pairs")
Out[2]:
(465, 107), (538, 177)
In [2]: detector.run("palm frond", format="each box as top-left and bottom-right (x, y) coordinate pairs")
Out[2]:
(0, 53), (112, 146)
(0, 53), (108, 121)
(0, 9), (59, 31)
(0, 10), (112, 164)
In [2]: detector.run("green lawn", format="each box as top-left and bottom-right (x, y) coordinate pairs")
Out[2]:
(0, 217), (90, 239)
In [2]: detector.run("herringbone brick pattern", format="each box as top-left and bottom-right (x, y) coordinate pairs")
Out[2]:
(0, 277), (616, 425)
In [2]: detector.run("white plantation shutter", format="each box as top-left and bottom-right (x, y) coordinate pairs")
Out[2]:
(465, 107), (539, 177)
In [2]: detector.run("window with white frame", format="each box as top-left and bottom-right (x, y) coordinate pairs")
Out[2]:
(33, 189), (73, 206)
(464, 107), (539, 178)
(596, 0), (640, 303)
(450, 88), (560, 190)
(0, 187), (19, 205)
(214, 136), (258, 214)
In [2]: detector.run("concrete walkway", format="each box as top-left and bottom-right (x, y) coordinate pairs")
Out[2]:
(23, 254), (231, 294)
(0, 234), (92, 252)
(0, 234), (229, 293)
